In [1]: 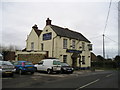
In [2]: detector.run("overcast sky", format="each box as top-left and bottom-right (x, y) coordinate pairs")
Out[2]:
(0, 0), (119, 58)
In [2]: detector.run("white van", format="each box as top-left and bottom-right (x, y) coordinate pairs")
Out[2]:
(34, 59), (61, 74)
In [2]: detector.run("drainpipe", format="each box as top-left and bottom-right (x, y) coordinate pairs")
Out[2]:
(52, 35), (57, 57)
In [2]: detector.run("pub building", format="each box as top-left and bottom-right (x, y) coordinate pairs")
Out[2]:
(25, 18), (92, 69)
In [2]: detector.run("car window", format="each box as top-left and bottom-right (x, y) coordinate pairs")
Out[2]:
(18, 62), (22, 65)
(53, 61), (61, 65)
(38, 61), (44, 65)
(0, 54), (3, 60)
(25, 62), (33, 65)
(0, 61), (2, 65)
(61, 63), (69, 66)
(0, 56), (3, 60)
(2, 61), (13, 65)
(13, 62), (18, 65)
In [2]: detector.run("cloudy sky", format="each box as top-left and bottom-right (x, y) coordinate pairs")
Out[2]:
(1, 0), (119, 58)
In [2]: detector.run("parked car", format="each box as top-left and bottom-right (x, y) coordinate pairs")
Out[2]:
(0, 54), (3, 60)
(13, 61), (35, 75)
(0, 61), (16, 76)
(34, 59), (61, 74)
(60, 62), (74, 74)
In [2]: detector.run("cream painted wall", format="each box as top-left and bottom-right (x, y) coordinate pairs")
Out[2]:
(78, 41), (91, 67)
(26, 29), (39, 51)
(53, 36), (91, 67)
(39, 25), (57, 57)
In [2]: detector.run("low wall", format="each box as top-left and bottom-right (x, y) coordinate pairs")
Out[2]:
(16, 51), (47, 64)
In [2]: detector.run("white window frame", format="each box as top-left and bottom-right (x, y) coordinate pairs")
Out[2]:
(63, 39), (67, 49)
(72, 40), (76, 49)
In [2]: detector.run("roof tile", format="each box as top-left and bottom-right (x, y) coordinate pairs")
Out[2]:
(50, 25), (90, 43)
(34, 29), (42, 37)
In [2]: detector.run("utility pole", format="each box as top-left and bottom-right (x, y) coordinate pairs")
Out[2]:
(103, 34), (105, 59)
(103, 34), (105, 68)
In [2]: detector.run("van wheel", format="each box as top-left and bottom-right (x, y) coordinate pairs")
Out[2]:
(47, 69), (52, 74)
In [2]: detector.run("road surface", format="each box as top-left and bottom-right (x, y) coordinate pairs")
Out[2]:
(2, 70), (119, 89)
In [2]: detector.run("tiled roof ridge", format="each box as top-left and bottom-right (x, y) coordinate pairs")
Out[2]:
(50, 24), (90, 43)
(51, 24), (81, 34)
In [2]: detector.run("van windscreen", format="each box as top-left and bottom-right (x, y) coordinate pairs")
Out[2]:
(53, 61), (61, 65)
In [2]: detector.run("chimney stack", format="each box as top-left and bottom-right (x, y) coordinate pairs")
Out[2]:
(46, 18), (51, 26)
(32, 24), (38, 29)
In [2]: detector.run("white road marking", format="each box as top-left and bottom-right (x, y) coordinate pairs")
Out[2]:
(76, 79), (100, 90)
(106, 74), (112, 77)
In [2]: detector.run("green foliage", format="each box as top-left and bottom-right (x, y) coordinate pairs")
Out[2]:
(91, 60), (117, 69)
(97, 55), (105, 61)
(114, 55), (120, 62)
(91, 55), (120, 69)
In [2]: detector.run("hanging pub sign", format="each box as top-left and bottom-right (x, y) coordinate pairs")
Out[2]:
(66, 49), (82, 53)
(43, 32), (52, 40)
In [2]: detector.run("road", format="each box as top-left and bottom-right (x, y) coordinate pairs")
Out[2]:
(2, 70), (119, 89)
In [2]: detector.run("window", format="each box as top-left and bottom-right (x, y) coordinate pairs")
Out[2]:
(38, 61), (44, 65)
(31, 42), (34, 50)
(61, 63), (69, 66)
(25, 62), (33, 65)
(82, 56), (85, 64)
(13, 62), (19, 65)
(79, 57), (81, 64)
(63, 39), (67, 49)
(0, 55), (3, 60)
(41, 43), (44, 51)
(63, 55), (67, 63)
(53, 61), (61, 65)
(88, 44), (92, 51)
(1, 61), (13, 65)
(72, 40), (75, 49)
(18, 62), (22, 65)
(46, 30), (48, 32)
(82, 42), (85, 51)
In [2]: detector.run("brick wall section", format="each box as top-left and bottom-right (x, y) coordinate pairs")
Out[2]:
(18, 54), (45, 64)
(91, 52), (98, 61)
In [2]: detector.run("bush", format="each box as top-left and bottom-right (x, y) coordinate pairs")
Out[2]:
(91, 61), (117, 69)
